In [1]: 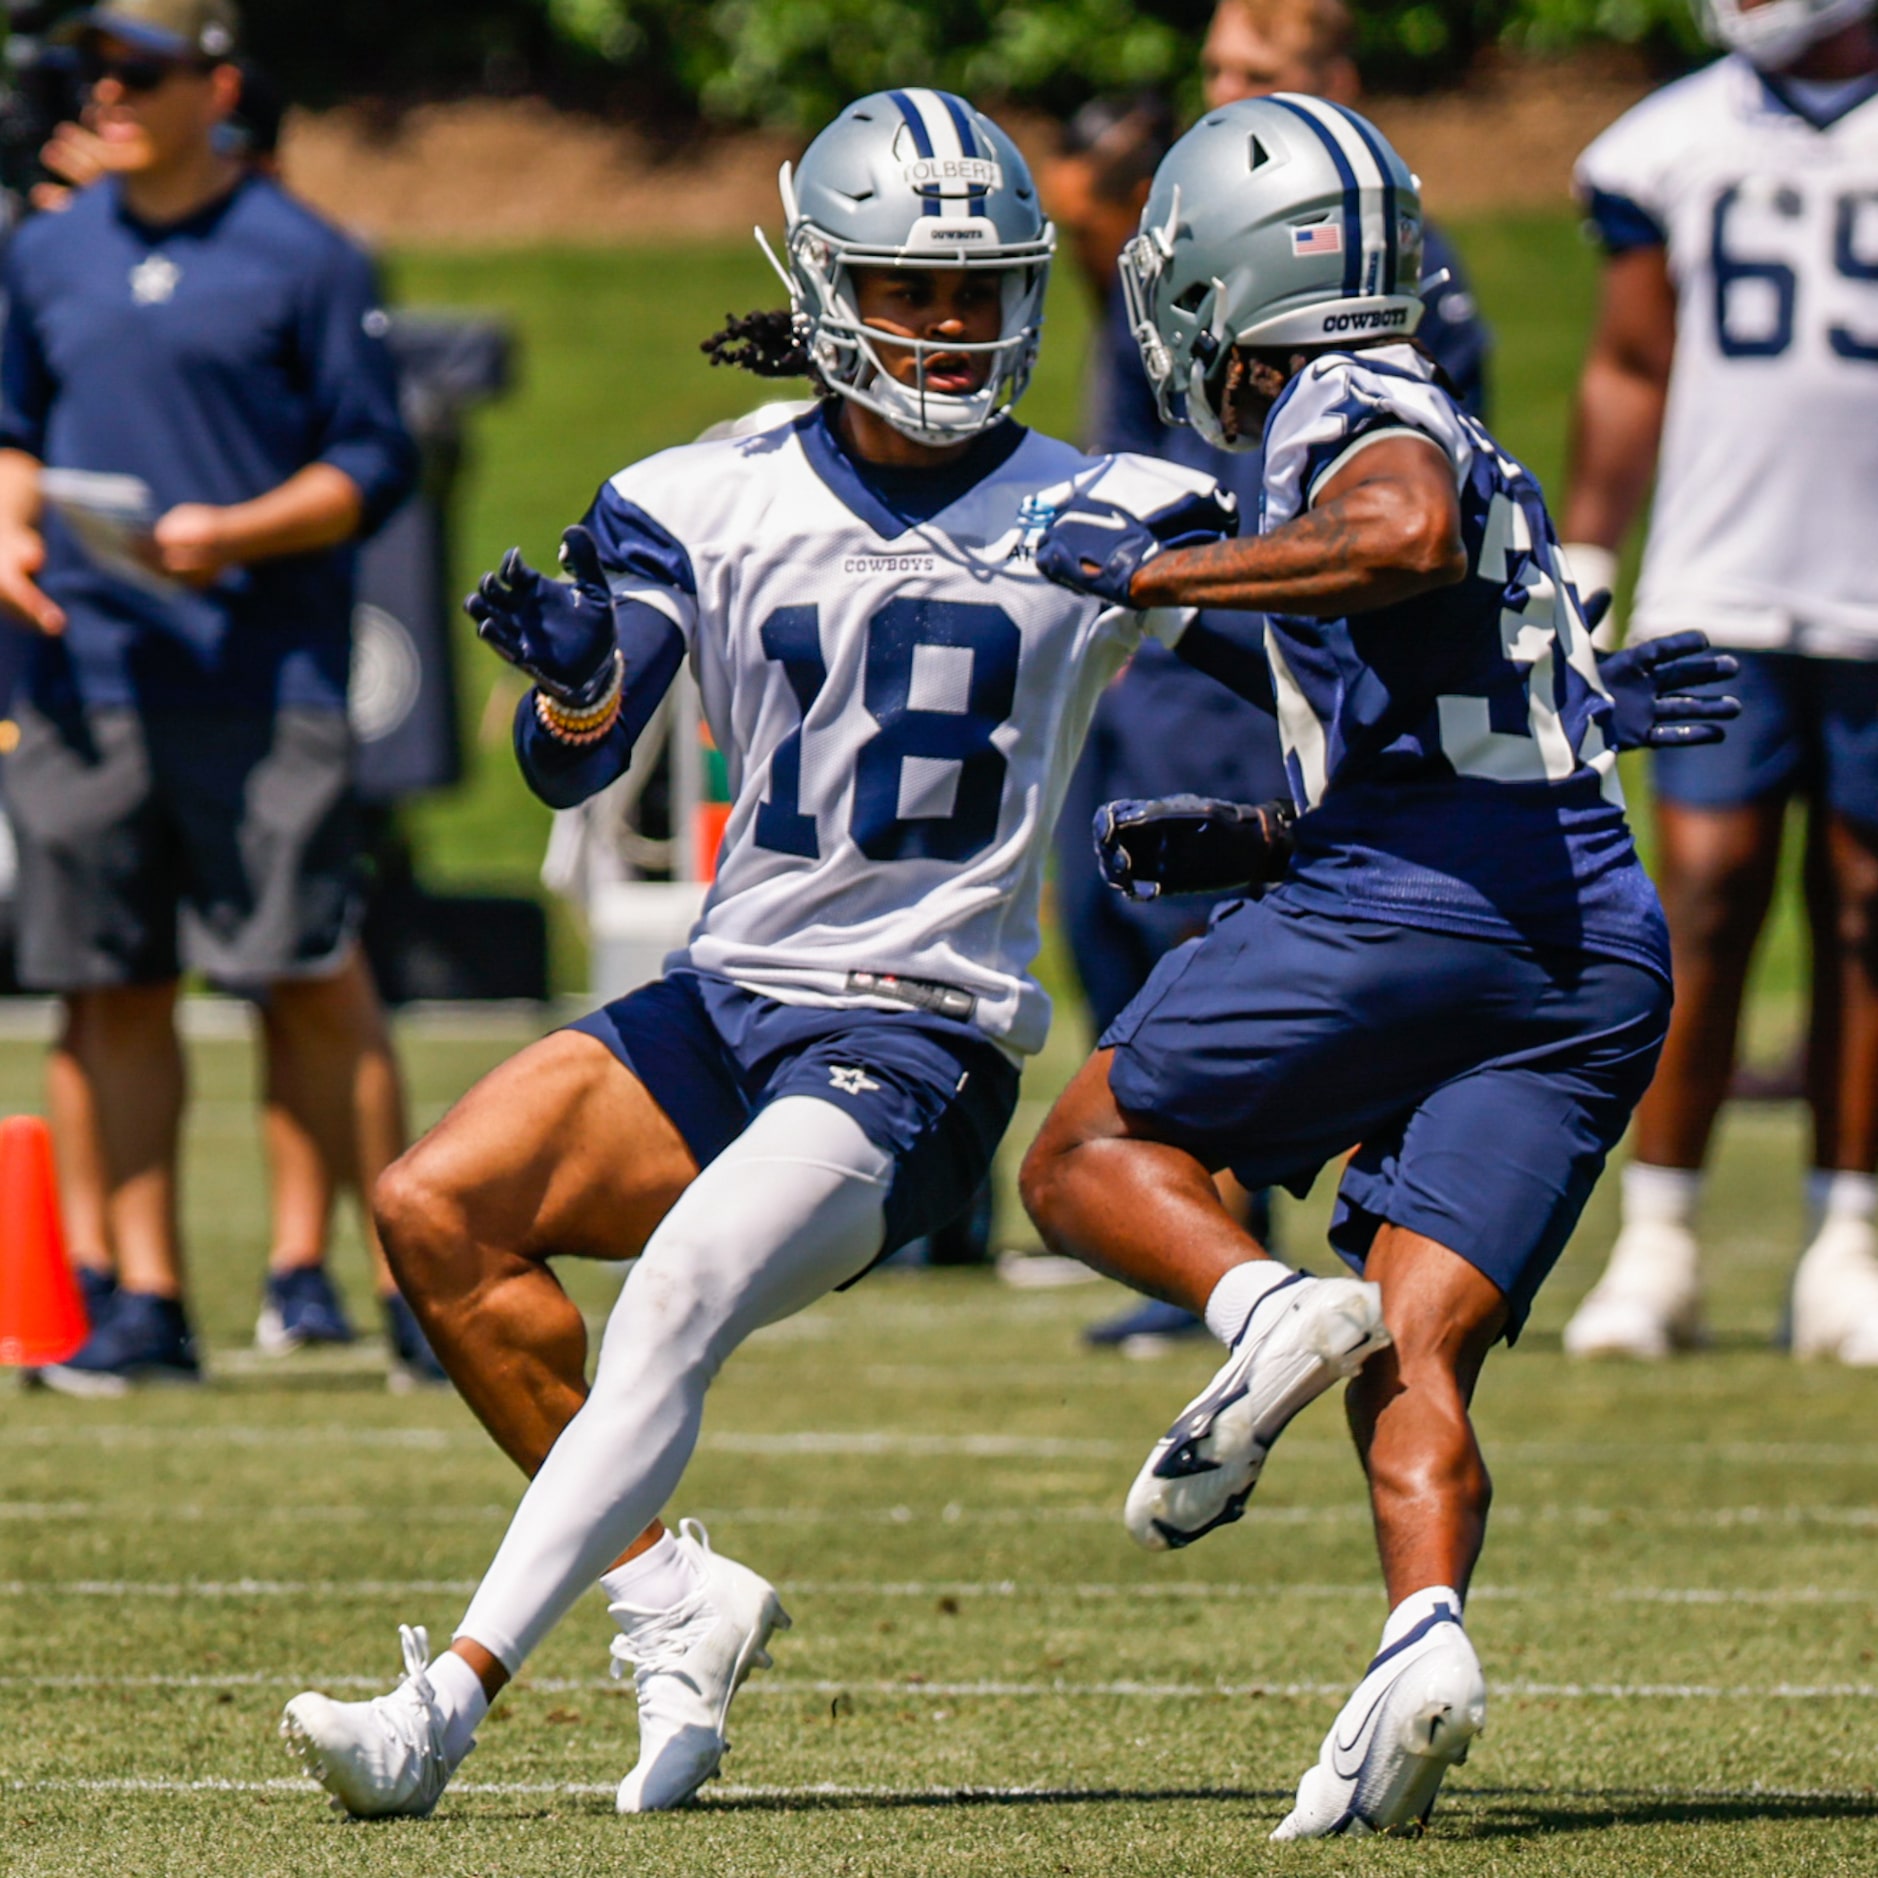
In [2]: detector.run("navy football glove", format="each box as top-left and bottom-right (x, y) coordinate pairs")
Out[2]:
(1095, 794), (1298, 903)
(1598, 629), (1741, 751)
(465, 524), (619, 707)
(1036, 497), (1166, 608)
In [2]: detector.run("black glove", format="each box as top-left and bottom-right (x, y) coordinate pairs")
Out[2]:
(1094, 794), (1298, 903)
(465, 524), (619, 707)
(1598, 628), (1742, 751)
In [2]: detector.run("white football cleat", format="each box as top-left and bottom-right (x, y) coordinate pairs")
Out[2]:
(1272, 1600), (1486, 1840)
(611, 1520), (790, 1813)
(1562, 1220), (1706, 1359)
(1790, 1216), (1878, 1366)
(1124, 1271), (1388, 1552)
(281, 1624), (466, 1819)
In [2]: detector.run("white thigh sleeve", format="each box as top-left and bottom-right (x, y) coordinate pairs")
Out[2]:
(456, 1096), (891, 1670)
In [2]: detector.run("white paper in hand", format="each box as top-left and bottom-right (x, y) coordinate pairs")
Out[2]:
(39, 469), (179, 597)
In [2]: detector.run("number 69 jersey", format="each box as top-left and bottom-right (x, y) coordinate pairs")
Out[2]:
(1576, 57), (1878, 655)
(582, 405), (1229, 1057)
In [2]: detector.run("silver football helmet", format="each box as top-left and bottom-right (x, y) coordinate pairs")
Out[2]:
(1698, 0), (1874, 69)
(760, 88), (1055, 448)
(1119, 95), (1425, 452)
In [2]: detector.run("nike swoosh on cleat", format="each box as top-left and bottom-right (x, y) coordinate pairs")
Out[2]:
(1331, 1680), (1396, 1776)
(1150, 1381), (1251, 1478)
(1154, 1440), (1223, 1480)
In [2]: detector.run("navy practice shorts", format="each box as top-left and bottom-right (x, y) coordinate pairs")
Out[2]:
(570, 967), (1020, 1268)
(1652, 649), (1878, 821)
(1102, 902), (1672, 1338)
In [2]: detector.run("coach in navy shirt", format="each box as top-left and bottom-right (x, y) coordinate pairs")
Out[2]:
(0, 0), (417, 1389)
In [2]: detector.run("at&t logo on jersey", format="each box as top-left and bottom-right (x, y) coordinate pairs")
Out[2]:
(1009, 493), (1059, 562)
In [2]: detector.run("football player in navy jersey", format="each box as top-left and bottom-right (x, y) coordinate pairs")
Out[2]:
(276, 89), (1246, 1823)
(1045, 0), (1494, 1353)
(1022, 97), (1735, 1836)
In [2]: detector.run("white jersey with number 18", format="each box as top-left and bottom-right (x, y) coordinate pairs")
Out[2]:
(583, 406), (1228, 1056)
(1576, 55), (1878, 655)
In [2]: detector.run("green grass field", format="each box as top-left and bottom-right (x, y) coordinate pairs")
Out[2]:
(3, 214), (1865, 1872)
(4, 1019), (1878, 1875)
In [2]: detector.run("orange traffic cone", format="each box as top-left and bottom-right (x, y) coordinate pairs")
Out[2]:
(0, 1115), (85, 1367)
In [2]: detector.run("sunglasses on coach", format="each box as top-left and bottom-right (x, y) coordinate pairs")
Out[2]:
(77, 48), (209, 93)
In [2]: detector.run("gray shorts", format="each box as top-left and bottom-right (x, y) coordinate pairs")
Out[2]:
(6, 702), (363, 991)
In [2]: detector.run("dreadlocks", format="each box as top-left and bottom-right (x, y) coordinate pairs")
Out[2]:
(700, 309), (827, 391)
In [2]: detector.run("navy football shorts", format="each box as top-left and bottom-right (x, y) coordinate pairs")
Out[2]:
(570, 967), (1020, 1268)
(1652, 649), (1878, 820)
(1102, 901), (1672, 1338)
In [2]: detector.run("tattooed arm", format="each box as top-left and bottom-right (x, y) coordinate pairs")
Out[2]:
(1128, 434), (1466, 618)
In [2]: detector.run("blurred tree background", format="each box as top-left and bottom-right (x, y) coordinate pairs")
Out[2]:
(242, 0), (1705, 118)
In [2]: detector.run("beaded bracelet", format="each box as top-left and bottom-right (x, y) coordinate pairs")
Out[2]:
(535, 650), (624, 746)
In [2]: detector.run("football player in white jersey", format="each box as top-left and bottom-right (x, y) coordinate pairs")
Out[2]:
(1558, 0), (1878, 1362)
(276, 89), (1239, 1821)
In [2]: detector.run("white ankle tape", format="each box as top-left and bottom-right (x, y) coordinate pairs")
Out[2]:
(601, 1531), (701, 1618)
(1203, 1260), (1295, 1345)
(1622, 1162), (1704, 1228)
(425, 1648), (490, 1764)
(1807, 1169), (1878, 1230)
(1380, 1584), (1464, 1651)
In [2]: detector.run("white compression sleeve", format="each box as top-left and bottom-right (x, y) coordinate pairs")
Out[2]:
(455, 1095), (892, 1670)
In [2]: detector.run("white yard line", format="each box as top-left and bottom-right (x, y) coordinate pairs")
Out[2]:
(5, 1773), (1878, 1804)
(7, 1424), (460, 1451)
(11, 1424), (1878, 1463)
(8, 1676), (1878, 1701)
(0, 1577), (1867, 1607)
(6, 1498), (1878, 1530)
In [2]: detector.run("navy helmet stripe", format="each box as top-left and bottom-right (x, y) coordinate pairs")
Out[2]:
(887, 87), (941, 215)
(1328, 102), (1399, 295)
(938, 91), (982, 159)
(888, 88), (936, 158)
(1268, 96), (1361, 296)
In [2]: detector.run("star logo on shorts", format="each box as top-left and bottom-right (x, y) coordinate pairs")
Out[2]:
(828, 1066), (880, 1096)
(130, 254), (181, 306)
